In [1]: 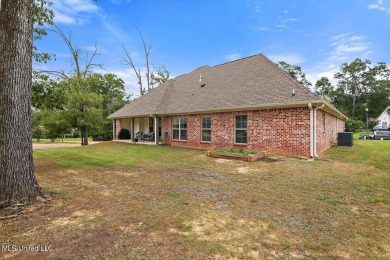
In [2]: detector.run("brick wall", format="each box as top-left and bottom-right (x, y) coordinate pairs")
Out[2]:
(114, 119), (122, 140)
(315, 110), (345, 154)
(163, 107), (312, 157)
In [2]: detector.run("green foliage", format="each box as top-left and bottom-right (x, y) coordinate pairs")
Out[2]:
(315, 77), (333, 102)
(73, 131), (80, 138)
(34, 72), (128, 142)
(345, 119), (364, 132)
(40, 110), (72, 141)
(32, 72), (67, 110)
(315, 59), (390, 121)
(151, 66), (170, 87)
(33, 0), (55, 63)
(277, 61), (312, 89)
(166, 191), (181, 199)
(32, 125), (46, 142)
(368, 198), (390, 204)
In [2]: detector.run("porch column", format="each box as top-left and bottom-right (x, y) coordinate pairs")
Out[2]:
(113, 120), (116, 140)
(161, 116), (164, 144)
(154, 116), (159, 145)
(131, 118), (135, 142)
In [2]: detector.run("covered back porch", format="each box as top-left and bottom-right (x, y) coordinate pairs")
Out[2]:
(113, 116), (164, 145)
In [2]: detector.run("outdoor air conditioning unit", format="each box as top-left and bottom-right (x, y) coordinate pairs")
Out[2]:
(337, 132), (353, 147)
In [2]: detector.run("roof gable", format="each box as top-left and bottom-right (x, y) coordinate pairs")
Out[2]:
(109, 54), (323, 118)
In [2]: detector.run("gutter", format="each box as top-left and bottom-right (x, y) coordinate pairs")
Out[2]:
(308, 103), (314, 158)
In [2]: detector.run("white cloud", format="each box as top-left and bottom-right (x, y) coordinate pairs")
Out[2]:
(255, 6), (261, 13)
(51, 0), (99, 25)
(267, 54), (305, 65)
(328, 33), (371, 61)
(367, 0), (390, 12)
(304, 33), (373, 86)
(225, 53), (241, 61)
(306, 69), (339, 87)
(99, 13), (131, 43)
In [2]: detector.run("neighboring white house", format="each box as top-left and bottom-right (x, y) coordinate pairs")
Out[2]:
(374, 106), (390, 129)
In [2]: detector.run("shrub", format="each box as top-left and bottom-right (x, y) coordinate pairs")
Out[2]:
(345, 119), (364, 132)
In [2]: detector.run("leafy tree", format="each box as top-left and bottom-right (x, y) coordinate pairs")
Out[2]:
(40, 109), (71, 142)
(315, 77), (334, 102)
(41, 25), (102, 145)
(277, 61), (312, 89)
(32, 110), (46, 142)
(32, 72), (66, 109)
(88, 73), (129, 116)
(0, 0), (46, 207)
(86, 73), (129, 140)
(315, 59), (390, 121)
(366, 62), (390, 118)
(345, 119), (364, 132)
(151, 66), (170, 88)
(334, 59), (375, 118)
(33, 0), (54, 63)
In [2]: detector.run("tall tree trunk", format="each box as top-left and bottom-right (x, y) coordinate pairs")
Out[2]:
(0, 0), (45, 208)
(80, 127), (89, 145)
(352, 94), (357, 119)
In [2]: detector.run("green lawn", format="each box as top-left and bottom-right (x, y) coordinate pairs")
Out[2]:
(33, 137), (82, 144)
(1, 140), (389, 259)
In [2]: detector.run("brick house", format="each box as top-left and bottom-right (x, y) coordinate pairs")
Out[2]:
(109, 54), (346, 157)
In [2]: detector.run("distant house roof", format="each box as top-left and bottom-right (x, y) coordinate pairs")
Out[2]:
(109, 54), (346, 119)
(384, 106), (390, 116)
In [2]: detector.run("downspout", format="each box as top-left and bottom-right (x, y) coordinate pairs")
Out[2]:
(314, 103), (325, 157)
(308, 103), (314, 158)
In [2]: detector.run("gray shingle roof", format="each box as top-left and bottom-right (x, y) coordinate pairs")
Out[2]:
(109, 54), (327, 119)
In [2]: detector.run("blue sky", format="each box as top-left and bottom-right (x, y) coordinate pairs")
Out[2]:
(35, 0), (390, 95)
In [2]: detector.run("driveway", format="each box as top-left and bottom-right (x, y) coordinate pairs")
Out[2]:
(33, 142), (101, 150)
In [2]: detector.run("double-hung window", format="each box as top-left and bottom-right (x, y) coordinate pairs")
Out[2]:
(235, 115), (247, 144)
(201, 116), (211, 142)
(172, 117), (187, 140)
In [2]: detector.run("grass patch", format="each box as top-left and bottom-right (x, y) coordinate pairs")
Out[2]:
(368, 198), (390, 204)
(166, 191), (181, 199)
(0, 140), (388, 259)
(213, 148), (257, 155)
(45, 188), (68, 199)
(322, 138), (390, 171)
(33, 137), (82, 144)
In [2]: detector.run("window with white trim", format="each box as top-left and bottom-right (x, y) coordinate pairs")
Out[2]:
(172, 117), (187, 140)
(201, 116), (211, 142)
(235, 115), (247, 144)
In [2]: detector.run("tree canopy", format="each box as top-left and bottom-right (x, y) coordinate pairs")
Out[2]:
(315, 59), (390, 121)
(277, 61), (312, 89)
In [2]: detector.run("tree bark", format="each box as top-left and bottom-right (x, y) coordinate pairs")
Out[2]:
(0, 0), (45, 208)
(352, 92), (356, 118)
(80, 127), (88, 145)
